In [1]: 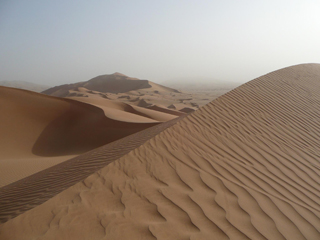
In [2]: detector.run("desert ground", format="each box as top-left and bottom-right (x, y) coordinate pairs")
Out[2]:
(0, 64), (319, 239)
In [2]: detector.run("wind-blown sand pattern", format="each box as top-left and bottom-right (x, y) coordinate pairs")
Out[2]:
(1, 64), (320, 239)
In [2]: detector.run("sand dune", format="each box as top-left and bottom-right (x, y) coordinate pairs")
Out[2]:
(1, 64), (320, 239)
(42, 73), (231, 113)
(0, 87), (158, 186)
(43, 72), (179, 97)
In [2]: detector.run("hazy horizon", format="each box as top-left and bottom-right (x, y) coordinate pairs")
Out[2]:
(1, 1), (320, 86)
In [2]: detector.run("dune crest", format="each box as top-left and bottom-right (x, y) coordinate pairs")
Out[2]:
(1, 64), (320, 239)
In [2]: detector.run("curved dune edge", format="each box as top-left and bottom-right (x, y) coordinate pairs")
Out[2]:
(0, 86), (160, 159)
(1, 64), (320, 239)
(0, 87), (165, 186)
(68, 96), (179, 123)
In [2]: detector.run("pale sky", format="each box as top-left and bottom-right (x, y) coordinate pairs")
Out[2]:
(1, 0), (320, 86)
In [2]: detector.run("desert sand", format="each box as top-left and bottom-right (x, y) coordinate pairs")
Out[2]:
(1, 64), (320, 239)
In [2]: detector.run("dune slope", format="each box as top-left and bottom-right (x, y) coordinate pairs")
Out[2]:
(1, 64), (320, 240)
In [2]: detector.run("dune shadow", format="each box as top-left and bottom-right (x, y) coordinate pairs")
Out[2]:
(32, 100), (158, 157)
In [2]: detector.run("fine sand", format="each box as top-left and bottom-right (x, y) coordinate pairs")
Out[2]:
(1, 64), (320, 239)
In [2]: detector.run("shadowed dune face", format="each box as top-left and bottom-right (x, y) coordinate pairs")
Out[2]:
(32, 99), (158, 156)
(0, 87), (71, 159)
(1, 64), (320, 240)
(0, 86), (163, 187)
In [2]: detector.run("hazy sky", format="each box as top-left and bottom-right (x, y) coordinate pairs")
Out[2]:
(1, 0), (320, 86)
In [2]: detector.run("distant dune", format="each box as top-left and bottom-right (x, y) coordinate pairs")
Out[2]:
(42, 73), (228, 113)
(1, 64), (319, 239)
(0, 80), (50, 92)
(43, 72), (179, 97)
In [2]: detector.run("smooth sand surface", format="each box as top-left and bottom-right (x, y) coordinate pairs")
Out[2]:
(0, 87), (158, 186)
(1, 64), (320, 239)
